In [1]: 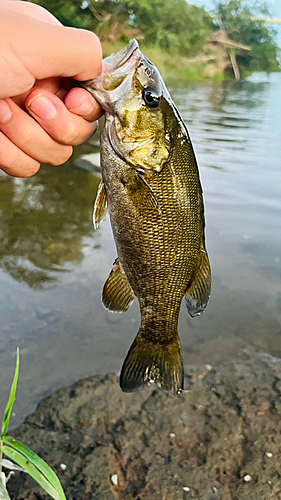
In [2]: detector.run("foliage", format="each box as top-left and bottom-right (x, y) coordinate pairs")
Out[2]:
(124, 0), (212, 56)
(32, 0), (212, 55)
(213, 0), (280, 74)
(29, 0), (280, 77)
(0, 350), (66, 500)
(1, 351), (19, 441)
(34, 0), (93, 28)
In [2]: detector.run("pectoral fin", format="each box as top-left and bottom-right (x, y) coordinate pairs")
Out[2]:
(102, 258), (135, 313)
(93, 181), (107, 229)
(135, 171), (159, 210)
(185, 245), (211, 317)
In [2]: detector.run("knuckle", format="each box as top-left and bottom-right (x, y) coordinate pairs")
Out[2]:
(23, 162), (41, 178)
(49, 146), (72, 166)
(82, 122), (98, 144)
(0, 131), (40, 177)
(70, 123), (96, 146)
(60, 122), (79, 145)
(0, 158), (40, 178)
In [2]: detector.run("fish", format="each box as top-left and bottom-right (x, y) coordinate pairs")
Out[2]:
(83, 39), (211, 395)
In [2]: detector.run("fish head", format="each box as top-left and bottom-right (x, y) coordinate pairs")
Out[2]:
(83, 39), (177, 173)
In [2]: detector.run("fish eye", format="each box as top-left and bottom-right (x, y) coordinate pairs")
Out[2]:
(142, 87), (160, 109)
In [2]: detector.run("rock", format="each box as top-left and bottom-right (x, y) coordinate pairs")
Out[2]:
(7, 348), (281, 500)
(74, 154), (101, 176)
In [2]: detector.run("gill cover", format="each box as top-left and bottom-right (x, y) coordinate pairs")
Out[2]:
(83, 39), (172, 173)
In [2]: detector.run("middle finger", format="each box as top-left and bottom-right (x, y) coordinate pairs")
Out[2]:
(26, 89), (100, 145)
(0, 98), (72, 165)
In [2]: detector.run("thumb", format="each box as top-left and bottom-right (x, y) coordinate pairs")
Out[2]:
(1, 9), (102, 83)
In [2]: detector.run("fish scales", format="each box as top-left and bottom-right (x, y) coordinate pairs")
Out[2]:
(103, 138), (198, 326)
(83, 39), (211, 394)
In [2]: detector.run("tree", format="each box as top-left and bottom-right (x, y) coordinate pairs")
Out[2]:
(213, 0), (280, 74)
(31, 0), (212, 55)
(29, 0), (280, 74)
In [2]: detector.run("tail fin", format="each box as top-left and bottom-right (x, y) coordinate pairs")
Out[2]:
(120, 335), (184, 395)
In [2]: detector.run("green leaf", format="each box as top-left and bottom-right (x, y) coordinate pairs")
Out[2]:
(2, 437), (65, 499)
(2, 446), (61, 500)
(1, 349), (20, 439)
(0, 476), (11, 500)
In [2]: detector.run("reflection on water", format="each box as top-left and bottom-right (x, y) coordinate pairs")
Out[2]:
(0, 72), (280, 426)
(0, 162), (100, 288)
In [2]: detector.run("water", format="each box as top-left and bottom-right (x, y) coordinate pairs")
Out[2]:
(0, 72), (280, 427)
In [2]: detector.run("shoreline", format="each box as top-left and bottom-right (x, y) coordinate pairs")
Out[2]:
(102, 42), (225, 82)
(101, 42), (280, 82)
(8, 347), (281, 500)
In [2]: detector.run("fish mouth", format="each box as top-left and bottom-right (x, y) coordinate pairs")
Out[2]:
(103, 39), (139, 72)
(82, 39), (141, 103)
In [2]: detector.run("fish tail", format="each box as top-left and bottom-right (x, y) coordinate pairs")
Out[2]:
(120, 332), (184, 395)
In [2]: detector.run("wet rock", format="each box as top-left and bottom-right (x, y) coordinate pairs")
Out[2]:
(7, 348), (281, 500)
(75, 155), (101, 176)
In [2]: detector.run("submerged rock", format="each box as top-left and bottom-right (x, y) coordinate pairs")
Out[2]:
(7, 348), (281, 500)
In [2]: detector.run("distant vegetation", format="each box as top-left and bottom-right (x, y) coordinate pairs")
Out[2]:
(216, 0), (280, 75)
(32, 0), (280, 79)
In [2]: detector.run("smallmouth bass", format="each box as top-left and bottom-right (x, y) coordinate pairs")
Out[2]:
(84, 40), (211, 395)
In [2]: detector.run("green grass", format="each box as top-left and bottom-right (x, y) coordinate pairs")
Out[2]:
(0, 350), (66, 500)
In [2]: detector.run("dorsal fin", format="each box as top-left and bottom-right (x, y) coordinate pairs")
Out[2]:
(185, 244), (211, 317)
(102, 258), (135, 313)
(93, 181), (107, 229)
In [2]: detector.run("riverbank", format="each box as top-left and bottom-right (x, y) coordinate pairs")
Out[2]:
(7, 348), (281, 500)
(102, 42), (225, 82)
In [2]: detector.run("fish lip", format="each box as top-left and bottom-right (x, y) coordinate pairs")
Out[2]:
(82, 39), (140, 92)
(82, 41), (142, 119)
(103, 39), (139, 72)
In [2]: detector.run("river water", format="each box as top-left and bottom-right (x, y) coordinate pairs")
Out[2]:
(0, 72), (280, 427)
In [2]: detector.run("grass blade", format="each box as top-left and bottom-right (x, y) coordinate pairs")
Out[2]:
(2, 446), (61, 500)
(0, 477), (11, 500)
(1, 349), (19, 439)
(1, 459), (24, 472)
(2, 438), (66, 500)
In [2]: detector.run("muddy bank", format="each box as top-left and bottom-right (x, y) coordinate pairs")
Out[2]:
(7, 348), (281, 500)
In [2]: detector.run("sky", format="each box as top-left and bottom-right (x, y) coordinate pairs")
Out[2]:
(188, 0), (279, 16)
(274, 0), (281, 18)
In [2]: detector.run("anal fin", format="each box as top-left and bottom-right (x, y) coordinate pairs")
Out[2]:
(102, 258), (135, 313)
(185, 245), (211, 317)
(93, 181), (107, 229)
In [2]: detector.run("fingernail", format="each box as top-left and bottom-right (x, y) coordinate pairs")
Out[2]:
(28, 95), (57, 121)
(0, 100), (12, 124)
(69, 99), (95, 116)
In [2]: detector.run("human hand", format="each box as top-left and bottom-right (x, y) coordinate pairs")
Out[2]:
(0, 1), (103, 177)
